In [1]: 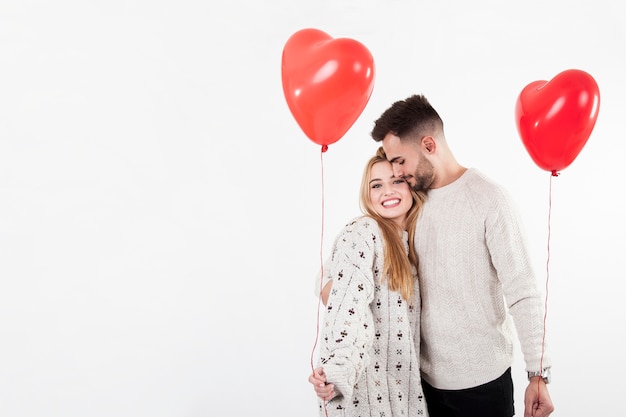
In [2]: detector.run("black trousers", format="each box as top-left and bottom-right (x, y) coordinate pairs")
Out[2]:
(421, 367), (515, 417)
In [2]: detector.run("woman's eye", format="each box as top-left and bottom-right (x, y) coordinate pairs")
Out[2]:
(393, 179), (405, 185)
(371, 183), (381, 189)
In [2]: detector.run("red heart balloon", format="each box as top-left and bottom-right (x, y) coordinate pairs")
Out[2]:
(281, 28), (375, 150)
(515, 69), (600, 173)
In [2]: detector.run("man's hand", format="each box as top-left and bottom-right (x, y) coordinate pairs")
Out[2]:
(524, 378), (554, 417)
(320, 281), (332, 306)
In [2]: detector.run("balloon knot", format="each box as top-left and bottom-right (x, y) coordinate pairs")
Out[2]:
(551, 170), (560, 177)
(321, 145), (328, 153)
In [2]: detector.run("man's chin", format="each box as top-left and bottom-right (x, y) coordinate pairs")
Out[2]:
(408, 180), (427, 192)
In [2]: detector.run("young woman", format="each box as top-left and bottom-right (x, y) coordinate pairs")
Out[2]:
(309, 147), (428, 417)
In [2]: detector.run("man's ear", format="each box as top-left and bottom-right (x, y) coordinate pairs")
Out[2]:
(422, 136), (436, 153)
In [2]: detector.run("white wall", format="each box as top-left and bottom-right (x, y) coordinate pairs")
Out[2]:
(1, 1), (623, 416)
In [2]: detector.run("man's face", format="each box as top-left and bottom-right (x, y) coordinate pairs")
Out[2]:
(382, 134), (435, 191)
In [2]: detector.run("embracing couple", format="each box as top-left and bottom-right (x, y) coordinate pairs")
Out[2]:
(308, 94), (554, 417)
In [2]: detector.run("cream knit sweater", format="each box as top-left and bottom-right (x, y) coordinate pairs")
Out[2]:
(416, 168), (550, 389)
(318, 216), (427, 417)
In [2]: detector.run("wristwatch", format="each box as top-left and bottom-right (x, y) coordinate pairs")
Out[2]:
(527, 367), (551, 384)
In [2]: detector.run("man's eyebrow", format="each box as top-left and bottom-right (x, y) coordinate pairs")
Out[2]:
(388, 156), (401, 163)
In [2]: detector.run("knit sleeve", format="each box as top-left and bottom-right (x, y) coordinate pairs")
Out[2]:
(485, 187), (551, 371)
(318, 218), (377, 404)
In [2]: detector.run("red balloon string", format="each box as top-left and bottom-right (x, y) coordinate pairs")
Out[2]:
(536, 173), (554, 396)
(311, 147), (326, 372)
(309, 147), (330, 416)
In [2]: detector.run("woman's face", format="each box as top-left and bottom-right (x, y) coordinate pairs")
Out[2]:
(369, 161), (413, 228)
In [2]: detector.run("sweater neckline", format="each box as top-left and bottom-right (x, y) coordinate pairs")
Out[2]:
(428, 168), (474, 196)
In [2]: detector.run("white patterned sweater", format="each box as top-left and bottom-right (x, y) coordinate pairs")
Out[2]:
(318, 216), (427, 417)
(416, 168), (551, 389)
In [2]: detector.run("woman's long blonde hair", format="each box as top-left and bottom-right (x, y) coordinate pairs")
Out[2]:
(359, 147), (426, 302)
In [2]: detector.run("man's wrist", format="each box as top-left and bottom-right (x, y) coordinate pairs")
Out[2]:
(527, 367), (551, 384)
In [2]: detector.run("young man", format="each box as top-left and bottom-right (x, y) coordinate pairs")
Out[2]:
(312, 95), (554, 417)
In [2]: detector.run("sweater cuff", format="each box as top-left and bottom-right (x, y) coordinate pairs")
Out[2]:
(322, 364), (356, 401)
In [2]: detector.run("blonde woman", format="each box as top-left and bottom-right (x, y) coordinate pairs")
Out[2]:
(309, 147), (428, 417)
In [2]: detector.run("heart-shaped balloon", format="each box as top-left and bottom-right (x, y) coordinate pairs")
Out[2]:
(515, 69), (600, 174)
(281, 28), (375, 150)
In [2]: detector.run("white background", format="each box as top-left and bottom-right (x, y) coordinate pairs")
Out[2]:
(1, 1), (623, 416)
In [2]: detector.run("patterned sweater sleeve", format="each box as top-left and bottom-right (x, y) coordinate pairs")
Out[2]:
(318, 218), (377, 403)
